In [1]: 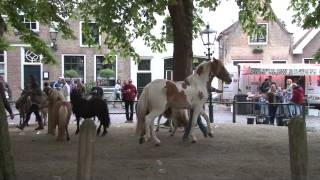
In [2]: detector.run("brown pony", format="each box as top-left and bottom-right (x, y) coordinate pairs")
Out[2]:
(47, 89), (72, 141)
(15, 90), (48, 126)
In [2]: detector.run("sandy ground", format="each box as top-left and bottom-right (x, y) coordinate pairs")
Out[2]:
(8, 123), (320, 180)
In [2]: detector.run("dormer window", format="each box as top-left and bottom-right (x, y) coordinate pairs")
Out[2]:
(248, 23), (267, 45)
(18, 15), (39, 32)
(80, 21), (101, 47)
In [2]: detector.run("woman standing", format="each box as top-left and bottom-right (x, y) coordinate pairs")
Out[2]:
(17, 75), (44, 130)
(267, 84), (278, 125)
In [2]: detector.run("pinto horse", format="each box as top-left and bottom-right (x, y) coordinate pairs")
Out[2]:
(70, 89), (110, 136)
(136, 60), (232, 145)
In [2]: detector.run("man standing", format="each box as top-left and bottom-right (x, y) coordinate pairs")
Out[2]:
(122, 79), (137, 123)
(91, 80), (104, 99)
(61, 78), (70, 102)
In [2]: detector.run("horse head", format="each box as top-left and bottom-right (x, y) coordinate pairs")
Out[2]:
(48, 88), (64, 103)
(209, 60), (232, 84)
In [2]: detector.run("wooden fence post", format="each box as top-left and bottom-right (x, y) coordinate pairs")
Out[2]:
(232, 99), (236, 123)
(288, 116), (308, 180)
(76, 119), (96, 180)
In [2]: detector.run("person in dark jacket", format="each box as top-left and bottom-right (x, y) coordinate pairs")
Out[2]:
(90, 80), (104, 98)
(0, 82), (14, 120)
(266, 84), (278, 125)
(122, 79), (137, 123)
(17, 75), (44, 130)
(291, 83), (304, 116)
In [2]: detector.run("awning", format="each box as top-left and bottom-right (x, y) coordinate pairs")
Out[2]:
(245, 64), (320, 75)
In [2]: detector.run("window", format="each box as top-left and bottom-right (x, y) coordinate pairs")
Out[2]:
(138, 59), (151, 71)
(19, 15), (39, 32)
(96, 56), (116, 86)
(0, 51), (5, 78)
(24, 49), (41, 63)
(64, 56), (84, 79)
(166, 70), (172, 80)
(248, 23), (267, 45)
(80, 22), (100, 46)
(304, 58), (318, 64)
(272, 60), (287, 64)
(233, 60), (261, 65)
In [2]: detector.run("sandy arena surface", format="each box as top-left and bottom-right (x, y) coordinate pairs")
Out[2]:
(8, 123), (320, 180)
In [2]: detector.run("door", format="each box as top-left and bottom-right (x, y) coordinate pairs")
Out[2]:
(137, 73), (151, 98)
(24, 65), (41, 89)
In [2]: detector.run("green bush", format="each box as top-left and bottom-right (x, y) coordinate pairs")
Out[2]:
(99, 68), (115, 78)
(84, 80), (96, 94)
(64, 69), (80, 78)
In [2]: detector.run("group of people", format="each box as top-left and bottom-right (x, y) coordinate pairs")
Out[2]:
(258, 76), (304, 125)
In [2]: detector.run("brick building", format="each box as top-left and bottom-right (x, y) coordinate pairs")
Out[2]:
(2, 16), (130, 99)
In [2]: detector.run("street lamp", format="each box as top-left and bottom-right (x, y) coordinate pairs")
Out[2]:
(49, 31), (58, 50)
(200, 24), (217, 123)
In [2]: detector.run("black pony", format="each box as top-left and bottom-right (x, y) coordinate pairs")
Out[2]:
(70, 89), (110, 136)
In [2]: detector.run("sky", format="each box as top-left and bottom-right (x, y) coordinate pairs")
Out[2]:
(203, 0), (307, 42)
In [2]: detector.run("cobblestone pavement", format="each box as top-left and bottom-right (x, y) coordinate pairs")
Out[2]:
(7, 103), (320, 131)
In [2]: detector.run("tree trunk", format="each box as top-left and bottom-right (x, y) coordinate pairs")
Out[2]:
(0, 99), (16, 180)
(169, 0), (194, 81)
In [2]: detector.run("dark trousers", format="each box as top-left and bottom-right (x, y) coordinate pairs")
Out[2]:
(268, 105), (278, 125)
(24, 104), (42, 125)
(124, 100), (134, 121)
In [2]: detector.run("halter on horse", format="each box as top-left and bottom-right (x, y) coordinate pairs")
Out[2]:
(136, 60), (232, 145)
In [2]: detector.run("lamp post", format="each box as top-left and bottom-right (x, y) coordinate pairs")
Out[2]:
(49, 31), (58, 50)
(200, 24), (217, 123)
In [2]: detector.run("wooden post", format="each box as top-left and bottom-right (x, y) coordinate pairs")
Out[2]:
(232, 99), (236, 123)
(76, 119), (96, 180)
(0, 100), (16, 180)
(288, 116), (308, 180)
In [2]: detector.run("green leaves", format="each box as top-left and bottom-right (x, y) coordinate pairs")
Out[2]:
(289, 0), (320, 29)
(0, 0), (75, 64)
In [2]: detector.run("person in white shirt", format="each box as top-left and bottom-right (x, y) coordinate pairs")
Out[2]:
(113, 79), (122, 107)
(61, 78), (70, 102)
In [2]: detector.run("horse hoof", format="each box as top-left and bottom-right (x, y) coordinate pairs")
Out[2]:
(182, 137), (189, 142)
(208, 133), (213, 138)
(75, 130), (79, 135)
(191, 140), (197, 143)
(139, 137), (145, 144)
(67, 137), (70, 141)
(170, 134), (174, 137)
(155, 143), (161, 147)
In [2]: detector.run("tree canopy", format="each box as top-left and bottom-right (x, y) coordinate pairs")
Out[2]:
(0, 0), (319, 65)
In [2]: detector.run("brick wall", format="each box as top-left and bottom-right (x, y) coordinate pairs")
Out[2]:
(4, 18), (131, 99)
(220, 20), (293, 64)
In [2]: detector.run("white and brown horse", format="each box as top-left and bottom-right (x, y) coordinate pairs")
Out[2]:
(136, 60), (232, 145)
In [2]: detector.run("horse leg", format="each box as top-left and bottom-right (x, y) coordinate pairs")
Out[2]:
(66, 126), (70, 141)
(189, 108), (201, 143)
(75, 117), (80, 134)
(102, 121), (107, 136)
(155, 115), (162, 132)
(146, 111), (162, 146)
(169, 117), (174, 133)
(96, 123), (102, 136)
(170, 118), (178, 136)
(200, 110), (213, 137)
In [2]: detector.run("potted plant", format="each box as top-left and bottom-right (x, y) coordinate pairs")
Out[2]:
(64, 69), (80, 82)
(99, 68), (115, 86)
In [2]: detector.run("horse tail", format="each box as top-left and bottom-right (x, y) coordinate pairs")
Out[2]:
(57, 104), (69, 140)
(136, 86), (149, 136)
